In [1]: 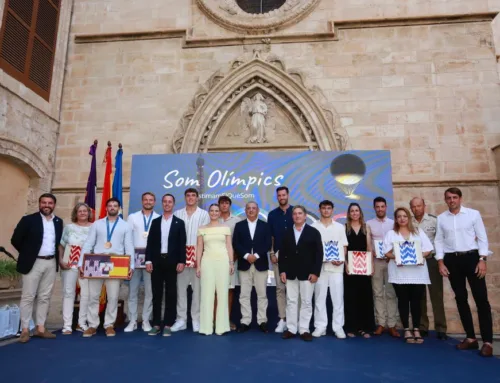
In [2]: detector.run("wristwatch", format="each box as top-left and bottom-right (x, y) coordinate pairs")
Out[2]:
(479, 256), (487, 262)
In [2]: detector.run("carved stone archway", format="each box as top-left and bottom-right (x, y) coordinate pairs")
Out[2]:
(173, 51), (349, 153)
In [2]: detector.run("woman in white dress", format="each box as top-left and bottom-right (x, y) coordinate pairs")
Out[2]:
(58, 203), (93, 334)
(383, 207), (433, 344)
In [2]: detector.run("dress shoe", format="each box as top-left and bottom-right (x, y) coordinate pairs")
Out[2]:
(374, 325), (385, 335)
(82, 327), (97, 338)
(282, 330), (296, 339)
(105, 327), (116, 337)
(259, 322), (269, 333)
(479, 343), (493, 357)
(237, 324), (250, 333)
(300, 332), (313, 342)
(456, 339), (479, 350)
(437, 332), (448, 340)
(388, 327), (400, 338)
(34, 329), (56, 339)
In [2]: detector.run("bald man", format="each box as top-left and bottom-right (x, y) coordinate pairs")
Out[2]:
(410, 197), (447, 340)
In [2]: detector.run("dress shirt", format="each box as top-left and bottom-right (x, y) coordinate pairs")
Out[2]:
(174, 207), (210, 246)
(160, 215), (173, 254)
(311, 220), (349, 273)
(367, 217), (394, 254)
(411, 213), (437, 247)
(80, 217), (135, 269)
(244, 218), (260, 260)
(434, 206), (489, 260)
(267, 205), (293, 253)
(293, 224), (304, 244)
(39, 213), (56, 256)
(127, 210), (160, 248)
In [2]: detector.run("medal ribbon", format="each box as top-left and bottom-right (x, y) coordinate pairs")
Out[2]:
(106, 217), (119, 243)
(143, 212), (154, 233)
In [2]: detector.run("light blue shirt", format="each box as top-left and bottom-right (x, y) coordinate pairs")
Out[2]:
(80, 217), (135, 269)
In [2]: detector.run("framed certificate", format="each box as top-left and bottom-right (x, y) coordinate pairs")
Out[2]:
(324, 240), (344, 262)
(82, 254), (131, 279)
(373, 240), (385, 259)
(347, 251), (373, 276)
(394, 240), (423, 266)
(134, 248), (146, 269)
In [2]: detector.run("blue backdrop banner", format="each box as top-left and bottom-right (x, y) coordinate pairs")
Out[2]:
(129, 150), (394, 223)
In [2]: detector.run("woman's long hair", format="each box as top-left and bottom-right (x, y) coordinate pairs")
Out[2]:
(346, 203), (366, 235)
(393, 207), (418, 235)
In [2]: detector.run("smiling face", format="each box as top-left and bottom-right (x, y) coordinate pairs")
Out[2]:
(396, 209), (409, 228)
(293, 207), (306, 226)
(374, 201), (387, 219)
(445, 192), (462, 211)
(76, 205), (89, 222)
(185, 192), (198, 207)
(349, 205), (361, 222)
(245, 202), (259, 221)
(142, 194), (156, 211)
(209, 205), (221, 221)
(277, 189), (289, 207)
(39, 197), (55, 216)
(162, 195), (175, 213)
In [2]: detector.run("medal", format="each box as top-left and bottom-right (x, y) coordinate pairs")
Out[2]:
(143, 232), (148, 238)
(143, 212), (154, 239)
(105, 217), (119, 250)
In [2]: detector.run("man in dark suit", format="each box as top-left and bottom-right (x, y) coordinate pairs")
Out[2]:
(279, 205), (323, 341)
(145, 193), (187, 336)
(233, 201), (272, 333)
(11, 193), (63, 343)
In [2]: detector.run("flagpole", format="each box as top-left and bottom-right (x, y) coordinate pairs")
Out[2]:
(99, 141), (113, 219)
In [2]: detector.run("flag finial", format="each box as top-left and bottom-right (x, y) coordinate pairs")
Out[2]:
(93, 139), (98, 145)
(118, 143), (122, 149)
(107, 141), (111, 147)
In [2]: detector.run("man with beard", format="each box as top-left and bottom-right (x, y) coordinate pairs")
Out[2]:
(11, 193), (63, 343)
(267, 186), (293, 333)
(80, 198), (135, 337)
(124, 192), (160, 333)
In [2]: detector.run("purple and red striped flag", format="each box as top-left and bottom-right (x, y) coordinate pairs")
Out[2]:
(84, 140), (98, 222)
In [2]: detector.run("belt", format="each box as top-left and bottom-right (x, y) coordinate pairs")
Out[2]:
(37, 255), (55, 260)
(445, 250), (478, 256)
(160, 253), (168, 259)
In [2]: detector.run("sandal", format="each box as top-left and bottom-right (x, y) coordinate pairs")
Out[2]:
(404, 329), (415, 344)
(347, 332), (356, 338)
(413, 329), (424, 344)
(358, 330), (371, 339)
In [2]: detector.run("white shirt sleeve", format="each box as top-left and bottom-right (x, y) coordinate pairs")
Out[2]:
(472, 210), (489, 256)
(418, 228), (434, 253)
(434, 216), (445, 261)
(125, 224), (135, 270)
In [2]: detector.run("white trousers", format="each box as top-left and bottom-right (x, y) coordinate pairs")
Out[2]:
(176, 267), (200, 323)
(88, 279), (120, 329)
(61, 269), (89, 331)
(239, 265), (268, 325)
(314, 271), (344, 332)
(20, 259), (57, 329)
(286, 279), (314, 334)
(127, 269), (152, 323)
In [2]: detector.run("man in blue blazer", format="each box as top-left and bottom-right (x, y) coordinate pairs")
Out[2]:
(232, 201), (272, 333)
(11, 193), (63, 343)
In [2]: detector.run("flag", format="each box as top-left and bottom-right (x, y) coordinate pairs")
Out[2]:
(84, 140), (98, 222)
(112, 144), (123, 218)
(99, 142), (113, 219)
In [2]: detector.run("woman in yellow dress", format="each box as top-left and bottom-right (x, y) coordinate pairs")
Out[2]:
(196, 203), (234, 335)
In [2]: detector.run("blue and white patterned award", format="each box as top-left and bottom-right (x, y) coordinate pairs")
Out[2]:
(394, 240), (423, 266)
(324, 240), (343, 262)
(374, 240), (385, 259)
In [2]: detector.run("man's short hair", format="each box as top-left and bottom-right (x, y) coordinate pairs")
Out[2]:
(292, 205), (307, 214)
(319, 200), (334, 209)
(142, 192), (156, 200)
(444, 187), (462, 198)
(39, 193), (56, 204)
(373, 196), (387, 206)
(276, 186), (289, 194)
(162, 193), (176, 203)
(184, 188), (199, 197)
(218, 195), (232, 205)
(106, 197), (121, 207)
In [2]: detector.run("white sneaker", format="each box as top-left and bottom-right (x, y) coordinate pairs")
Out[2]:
(275, 319), (287, 333)
(124, 321), (137, 333)
(192, 321), (200, 332)
(312, 328), (326, 338)
(171, 320), (187, 332)
(142, 320), (152, 332)
(335, 329), (346, 339)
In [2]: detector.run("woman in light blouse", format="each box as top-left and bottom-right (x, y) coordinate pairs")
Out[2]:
(383, 207), (433, 344)
(58, 203), (93, 334)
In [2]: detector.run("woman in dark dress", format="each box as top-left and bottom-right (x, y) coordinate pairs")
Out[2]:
(344, 203), (376, 338)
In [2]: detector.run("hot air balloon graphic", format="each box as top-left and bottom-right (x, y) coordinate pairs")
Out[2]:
(330, 154), (366, 199)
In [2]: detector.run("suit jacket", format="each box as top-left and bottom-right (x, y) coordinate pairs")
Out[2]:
(145, 215), (186, 265)
(278, 224), (323, 281)
(11, 212), (63, 275)
(233, 219), (272, 272)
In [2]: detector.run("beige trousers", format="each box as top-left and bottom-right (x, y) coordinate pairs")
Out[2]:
(372, 259), (398, 328)
(239, 265), (268, 325)
(273, 263), (286, 319)
(88, 279), (120, 329)
(20, 258), (57, 329)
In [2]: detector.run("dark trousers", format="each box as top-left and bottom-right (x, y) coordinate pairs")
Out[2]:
(444, 252), (493, 343)
(420, 257), (447, 332)
(393, 284), (425, 329)
(151, 258), (177, 328)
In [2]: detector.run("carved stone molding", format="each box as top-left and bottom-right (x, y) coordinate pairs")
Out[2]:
(196, 0), (321, 34)
(172, 51), (350, 153)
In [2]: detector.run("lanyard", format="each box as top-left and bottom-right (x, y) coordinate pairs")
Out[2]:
(106, 217), (119, 242)
(143, 212), (154, 232)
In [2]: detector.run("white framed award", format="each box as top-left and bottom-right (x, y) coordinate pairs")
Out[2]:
(347, 251), (373, 275)
(373, 240), (386, 259)
(394, 240), (424, 266)
(324, 240), (344, 262)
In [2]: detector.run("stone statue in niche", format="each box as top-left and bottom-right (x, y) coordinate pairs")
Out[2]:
(240, 92), (273, 143)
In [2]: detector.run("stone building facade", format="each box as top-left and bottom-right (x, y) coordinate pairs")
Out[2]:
(1, 0), (500, 332)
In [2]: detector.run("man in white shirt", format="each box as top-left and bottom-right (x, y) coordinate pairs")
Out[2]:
(171, 188), (210, 332)
(366, 196), (399, 338)
(311, 200), (348, 339)
(218, 195), (242, 331)
(435, 187), (493, 357)
(80, 197), (135, 337)
(124, 192), (160, 333)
